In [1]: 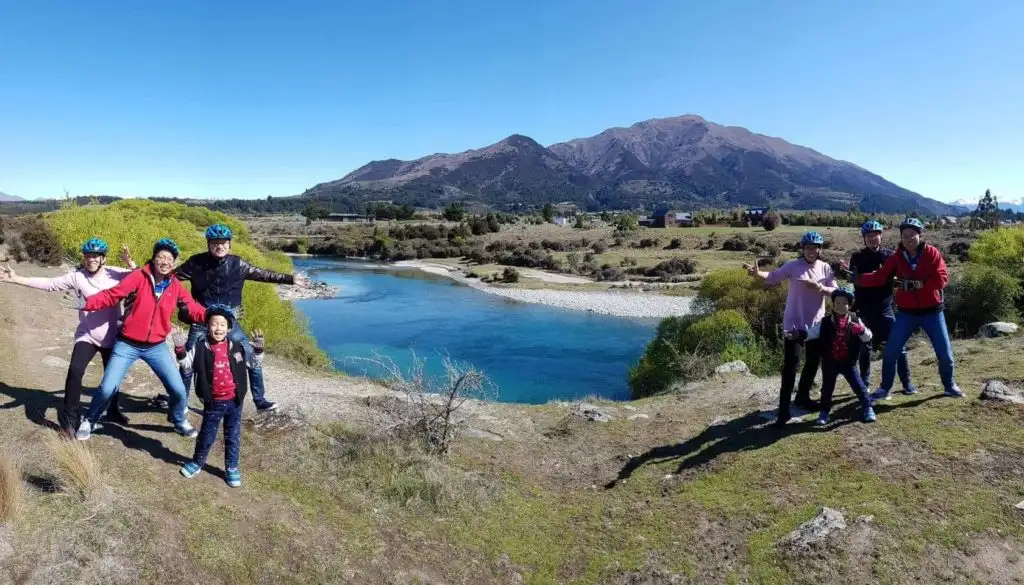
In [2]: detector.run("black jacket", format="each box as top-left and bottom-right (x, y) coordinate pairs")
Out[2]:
(806, 312), (873, 365)
(175, 253), (293, 309)
(176, 339), (258, 407)
(845, 247), (895, 313)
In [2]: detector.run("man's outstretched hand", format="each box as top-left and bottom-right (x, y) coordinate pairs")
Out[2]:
(171, 326), (188, 349)
(742, 263), (757, 277)
(0, 264), (14, 282)
(250, 329), (265, 352)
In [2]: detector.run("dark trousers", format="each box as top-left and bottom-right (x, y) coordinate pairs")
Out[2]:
(192, 400), (242, 471)
(820, 360), (871, 414)
(779, 338), (821, 419)
(63, 342), (122, 431)
(859, 309), (912, 390)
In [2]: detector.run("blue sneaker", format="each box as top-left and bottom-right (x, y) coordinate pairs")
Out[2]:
(944, 386), (965, 398)
(225, 468), (241, 488)
(815, 413), (830, 426)
(180, 461), (202, 478)
(863, 407), (877, 423)
(870, 388), (892, 401)
(901, 385), (919, 396)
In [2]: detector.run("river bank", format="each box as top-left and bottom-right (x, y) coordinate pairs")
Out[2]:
(392, 259), (693, 318)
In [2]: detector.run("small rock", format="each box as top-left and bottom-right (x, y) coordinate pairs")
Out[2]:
(463, 428), (503, 441)
(714, 360), (749, 375)
(247, 406), (310, 434)
(980, 380), (1024, 404)
(571, 402), (614, 423)
(627, 413), (650, 421)
(779, 507), (847, 553)
(1015, 501), (1024, 510)
(979, 322), (1019, 338)
(855, 515), (874, 524)
(41, 355), (70, 369)
(621, 405), (638, 412)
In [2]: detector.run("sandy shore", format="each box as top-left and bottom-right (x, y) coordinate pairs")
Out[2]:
(392, 260), (693, 319)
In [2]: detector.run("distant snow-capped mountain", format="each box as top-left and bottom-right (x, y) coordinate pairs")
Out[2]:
(951, 197), (1024, 213)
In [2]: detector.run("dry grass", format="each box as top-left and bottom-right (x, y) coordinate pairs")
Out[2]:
(45, 433), (104, 501)
(0, 453), (22, 522)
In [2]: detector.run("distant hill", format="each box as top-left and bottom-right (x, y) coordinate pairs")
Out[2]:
(301, 114), (959, 215)
(0, 191), (24, 202)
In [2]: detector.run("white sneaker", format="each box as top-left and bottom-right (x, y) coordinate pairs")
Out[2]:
(174, 421), (199, 439)
(75, 419), (94, 441)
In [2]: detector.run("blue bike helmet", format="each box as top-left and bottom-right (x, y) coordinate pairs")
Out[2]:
(204, 303), (236, 328)
(81, 237), (109, 255)
(831, 285), (855, 303)
(860, 220), (884, 235)
(205, 224), (233, 241)
(800, 231), (825, 247)
(152, 238), (180, 259)
(899, 218), (925, 233)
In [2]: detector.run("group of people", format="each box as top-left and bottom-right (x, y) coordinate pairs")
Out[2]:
(744, 218), (962, 428)
(0, 224), (309, 487)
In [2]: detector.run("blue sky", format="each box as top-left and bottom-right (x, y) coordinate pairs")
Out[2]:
(1, 0), (1021, 203)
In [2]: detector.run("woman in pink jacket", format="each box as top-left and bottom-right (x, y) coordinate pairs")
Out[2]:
(0, 237), (136, 436)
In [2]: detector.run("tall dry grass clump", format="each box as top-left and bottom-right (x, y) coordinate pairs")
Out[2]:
(0, 454), (23, 521)
(45, 434), (103, 501)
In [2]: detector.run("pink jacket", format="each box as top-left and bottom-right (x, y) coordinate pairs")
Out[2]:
(764, 258), (837, 334)
(25, 266), (134, 348)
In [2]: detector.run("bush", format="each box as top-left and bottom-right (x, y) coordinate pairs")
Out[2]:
(501, 267), (520, 283)
(949, 241), (971, 263)
(591, 241), (608, 254)
(0, 216), (63, 265)
(636, 238), (660, 249)
(629, 310), (755, 398)
(721, 235), (749, 251)
(45, 200), (330, 368)
(645, 258), (698, 280)
(694, 269), (788, 342)
(596, 266), (624, 281)
(945, 263), (1021, 337)
(665, 238), (682, 250)
(762, 212), (781, 231)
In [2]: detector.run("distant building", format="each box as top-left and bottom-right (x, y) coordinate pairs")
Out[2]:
(326, 213), (373, 223)
(745, 208), (768, 224)
(650, 209), (694, 228)
(637, 215), (654, 228)
(553, 216), (570, 226)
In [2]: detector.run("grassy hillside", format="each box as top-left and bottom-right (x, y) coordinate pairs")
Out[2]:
(44, 200), (329, 368)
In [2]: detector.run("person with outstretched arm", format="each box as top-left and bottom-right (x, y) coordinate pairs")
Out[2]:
(837, 221), (916, 394)
(126, 224), (308, 412)
(789, 285), (877, 426)
(75, 238), (207, 441)
(856, 218), (963, 400)
(745, 231), (837, 428)
(0, 238), (134, 436)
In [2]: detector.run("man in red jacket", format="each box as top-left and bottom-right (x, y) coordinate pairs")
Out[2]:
(75, 238), (208, 440)
(856, 218), (963, 400)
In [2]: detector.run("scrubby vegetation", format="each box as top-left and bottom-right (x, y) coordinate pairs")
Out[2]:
(0, 215), (64, 265)
(44, 200), (330, 368)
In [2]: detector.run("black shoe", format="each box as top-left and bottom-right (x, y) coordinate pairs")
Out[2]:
(795, 399), (820, 411)
(256, 401), (278, 412)
(150, 394), (170, 409)
(104, 409), (130, 425)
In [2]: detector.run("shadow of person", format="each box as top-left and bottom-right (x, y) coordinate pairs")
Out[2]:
(0, 381), (63, 431)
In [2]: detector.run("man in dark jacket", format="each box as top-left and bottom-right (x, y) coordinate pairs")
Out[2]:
(839, 221), (915, 394)
(133, 224), (309, 411)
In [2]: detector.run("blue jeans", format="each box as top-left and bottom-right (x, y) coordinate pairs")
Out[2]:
(820, 360), (871, 414)
(192, 400), (242, 470)
(180, 322), (268, 407)
(880, 310), (956, 393)
(859, 309), (913, 390)
(86, 340), (188, 426)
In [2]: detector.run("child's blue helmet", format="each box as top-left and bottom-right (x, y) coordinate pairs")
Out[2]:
(81, 237), (109, 255)
(204, 303), (236, 328)
(831, 285), (855, 302)
(899, 218), (925, 233)
(152, 238), (179, 259)
(860, 220), (884, 235)
(800, 231), (825, 247)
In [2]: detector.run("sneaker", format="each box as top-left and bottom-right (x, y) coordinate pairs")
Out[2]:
(174, 421), (199, 439)
(944, 386), (965, 398)
(900, 385), (919, 396)
(863, 407), (877, 423)
(180, 461), (202, 478)
(815, 413), (830, 426)
(225, 468), (241, 488)
(151, 394), (170, 409)
(104, 409), (130, 425)
(75, 419), (95, 441)
(870, 388), (892, 401)
(256, 401), (278, 412)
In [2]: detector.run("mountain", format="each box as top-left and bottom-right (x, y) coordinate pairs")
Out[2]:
(0, 191), (24, 202)
(301, 115), (958, 214)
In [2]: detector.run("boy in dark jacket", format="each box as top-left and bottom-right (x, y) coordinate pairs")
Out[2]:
(174, 304), (264, 488)
(789, 286), (877, 425)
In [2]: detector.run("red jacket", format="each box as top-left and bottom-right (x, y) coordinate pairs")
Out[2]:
(857, 243), (947, 312)
(84, 263), (206, 344)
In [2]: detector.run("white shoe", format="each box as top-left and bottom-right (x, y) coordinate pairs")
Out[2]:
(174, 421), (199, 439)
(75, 419), (94, 441)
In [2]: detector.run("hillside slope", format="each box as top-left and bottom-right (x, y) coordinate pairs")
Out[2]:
(1, 263), (1022, 585)
(302, 115), (957, 215)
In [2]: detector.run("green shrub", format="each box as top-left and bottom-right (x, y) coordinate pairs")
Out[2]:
(628, 310), (755, 398)
(695, 269), (788, 342)
(944, 263), (1021, 337)
(968, 227), (1024, 279)
(0, 216), (63, 265)
(45, 200), (330, 368)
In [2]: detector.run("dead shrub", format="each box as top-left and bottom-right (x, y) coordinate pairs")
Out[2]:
(0, 454), (22, 521)
(45, 434), (103, 500)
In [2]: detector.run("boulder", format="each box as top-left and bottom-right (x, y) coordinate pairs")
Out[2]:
(627, 413), (650, 421)
(779, 507), (847, 553)
(714, 360), (749, 375)
(980, 380), (1024, 404)
(979, 322), (1020, 338)
(571, 402), (614, 423)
